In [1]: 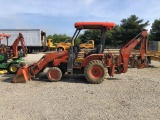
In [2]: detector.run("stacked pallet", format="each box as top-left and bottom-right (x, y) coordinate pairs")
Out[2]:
(148, 51), (160, 62)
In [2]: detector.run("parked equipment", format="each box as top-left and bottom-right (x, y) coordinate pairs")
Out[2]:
(0, 33), (27, 74)
(46, 39), (57, 51)
(0, 29), (46, 53)
(56, 39), (72, 51)
(0, 33), (27, 59)
(79, 40), (94, 49)
(56, 39), (94, 51)
(12, 22), (148, 83)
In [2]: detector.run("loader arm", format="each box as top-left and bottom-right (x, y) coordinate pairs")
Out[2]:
(28, 51), (68, 76)
(119, 29), (148, 73)
(12, 51), (68, 83)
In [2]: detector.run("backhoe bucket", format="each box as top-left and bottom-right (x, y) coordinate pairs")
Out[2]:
(12, 66), (31, 83)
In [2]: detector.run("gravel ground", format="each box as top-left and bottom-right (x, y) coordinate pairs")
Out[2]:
(0, 53), (160, 120)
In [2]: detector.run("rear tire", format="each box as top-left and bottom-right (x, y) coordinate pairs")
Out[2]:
(8, 64), (20, 74)
(47, 67), (62, 82)
(84, 60), (107, 84)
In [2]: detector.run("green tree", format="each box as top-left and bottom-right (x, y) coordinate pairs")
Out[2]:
(78, 15), (149, 47)
(78, 26), (123, 47)
(54, 34), (70, 42)
(106, 25), (123, 48)
(47, 15), (149, 47)
(47, 34), (71, 43)
(76, 35), (82, 45)
(47, 35), (53, 40)
(52, 34), (58, 43)
(78, 30), (101, 45)
(149, 19), (160, 41)
(116, 15), (149, 45)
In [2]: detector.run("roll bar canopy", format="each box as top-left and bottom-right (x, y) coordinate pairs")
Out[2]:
(0, 33), (10, 40)
(74, 22), (115, 30)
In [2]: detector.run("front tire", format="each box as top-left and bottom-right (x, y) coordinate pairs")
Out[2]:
(47, 67), (62, 82)
(84, 60), (107, 84)
(8, 64), (20, 74)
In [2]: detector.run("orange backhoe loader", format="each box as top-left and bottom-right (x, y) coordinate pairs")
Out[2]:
(0, 33), (27, 73)
(0, 33), (27, 59)
(12, 22), (148, 83)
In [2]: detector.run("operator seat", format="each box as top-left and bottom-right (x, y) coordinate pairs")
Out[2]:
(96, 44), (103, 54)
(84, 44), (103, 57)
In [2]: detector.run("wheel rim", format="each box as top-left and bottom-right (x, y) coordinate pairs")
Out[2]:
(10, 66), (17, 72)
(90, 65), (103, 79)
(48, 69), (60, 80)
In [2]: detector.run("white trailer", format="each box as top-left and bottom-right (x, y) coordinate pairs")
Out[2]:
(0, 29), (46, 53)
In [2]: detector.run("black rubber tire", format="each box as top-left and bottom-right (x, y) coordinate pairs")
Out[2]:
(59, 68), (66, 76)
(8, 64), (20, 74)
(47, 67), (62, 82)
(84, 60), (107, 84)
(57, 47), (64, 51)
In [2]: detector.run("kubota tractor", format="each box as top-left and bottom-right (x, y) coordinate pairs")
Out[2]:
(12, 22), (148, 83)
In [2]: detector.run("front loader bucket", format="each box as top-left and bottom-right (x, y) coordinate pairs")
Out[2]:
(12, 66), (31, 83)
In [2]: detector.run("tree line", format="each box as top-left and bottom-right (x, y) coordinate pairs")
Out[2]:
(47, 15), (160, 47)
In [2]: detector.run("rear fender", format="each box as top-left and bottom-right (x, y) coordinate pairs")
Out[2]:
(7, 58), (24, 68)
(81, 54), (104, 67)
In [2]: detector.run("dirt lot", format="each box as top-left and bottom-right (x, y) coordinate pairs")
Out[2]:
(0, 53), (160, 120)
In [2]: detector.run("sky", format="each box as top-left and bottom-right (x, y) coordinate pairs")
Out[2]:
(0, 0), (160, 36)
